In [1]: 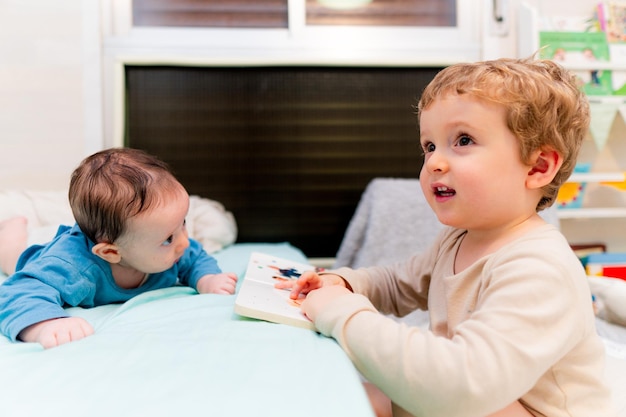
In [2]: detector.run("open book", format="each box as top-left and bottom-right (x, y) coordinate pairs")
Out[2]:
(234, 252), (318, 330)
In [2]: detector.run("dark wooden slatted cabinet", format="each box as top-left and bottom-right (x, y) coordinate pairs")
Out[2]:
(125, 66), (441, 257)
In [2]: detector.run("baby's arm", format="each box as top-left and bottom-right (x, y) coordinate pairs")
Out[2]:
(196, 272), (238, 295)
(18, 317), (94, 349)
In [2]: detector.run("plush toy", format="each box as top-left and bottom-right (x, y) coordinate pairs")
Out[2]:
(588, 275), (626, 327)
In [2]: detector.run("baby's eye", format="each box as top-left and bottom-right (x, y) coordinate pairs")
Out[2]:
(163, 235), (174, 246)
(457, 134), (474, 147)
(421, 142), (435, 153)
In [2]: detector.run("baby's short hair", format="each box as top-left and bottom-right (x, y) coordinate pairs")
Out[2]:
(417, 57), (590, 210)
(69, 147), (183, 243)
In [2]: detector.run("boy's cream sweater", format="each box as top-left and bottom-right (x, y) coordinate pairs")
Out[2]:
(316, 225), (615, 417)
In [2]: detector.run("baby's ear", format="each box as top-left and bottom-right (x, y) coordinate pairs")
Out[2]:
(526, 148), (562, 189)
(92, 242), (122, 264)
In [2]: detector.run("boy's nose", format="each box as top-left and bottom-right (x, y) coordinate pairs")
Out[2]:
(425, 150), (448, 173)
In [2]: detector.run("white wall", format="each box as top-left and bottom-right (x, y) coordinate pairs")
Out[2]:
(0, 0), (101, 190)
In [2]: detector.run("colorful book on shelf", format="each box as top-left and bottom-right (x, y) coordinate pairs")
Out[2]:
(599, 1), (626, 43)
(584, 252), (626, 281)
(593, 2), (626, 94)
(234, 252), (319, 330)
(571, 243), (607, 258)
(539, 31), (613, 95)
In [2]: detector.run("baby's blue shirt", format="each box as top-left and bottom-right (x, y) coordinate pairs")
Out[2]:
(0, 224), (221, 341)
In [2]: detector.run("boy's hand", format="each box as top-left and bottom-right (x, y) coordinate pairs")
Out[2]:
(274, 271), (346, 300)
(301, 285), (352, 322)
(196, 272), (238, 295)
(18, 317), (94, 349)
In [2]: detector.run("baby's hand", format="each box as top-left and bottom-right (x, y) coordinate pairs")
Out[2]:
(196, 272), (238, 295)
(18, 317), (94, 349)
(275, 271), (346, 300)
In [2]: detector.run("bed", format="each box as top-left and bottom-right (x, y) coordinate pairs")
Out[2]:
(0, 190), (374, 417)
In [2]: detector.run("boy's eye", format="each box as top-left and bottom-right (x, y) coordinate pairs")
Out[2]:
(163, 236), (174, 246)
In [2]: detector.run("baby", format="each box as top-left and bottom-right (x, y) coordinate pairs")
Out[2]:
(0, 148), (237, 348)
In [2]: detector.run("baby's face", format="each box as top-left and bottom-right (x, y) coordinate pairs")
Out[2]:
(115, 187), (191, 274)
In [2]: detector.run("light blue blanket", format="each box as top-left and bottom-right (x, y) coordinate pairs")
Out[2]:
(0, 243), (374, 417)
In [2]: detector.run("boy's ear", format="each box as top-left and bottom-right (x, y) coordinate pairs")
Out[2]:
(92, 242), (122, 264)
(526, 148), (563, 189)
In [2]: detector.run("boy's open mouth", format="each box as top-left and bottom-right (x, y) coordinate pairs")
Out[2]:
(434, 186), (455, 197)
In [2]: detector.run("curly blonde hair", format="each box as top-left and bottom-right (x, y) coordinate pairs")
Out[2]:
(417, 57), (589, 210)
